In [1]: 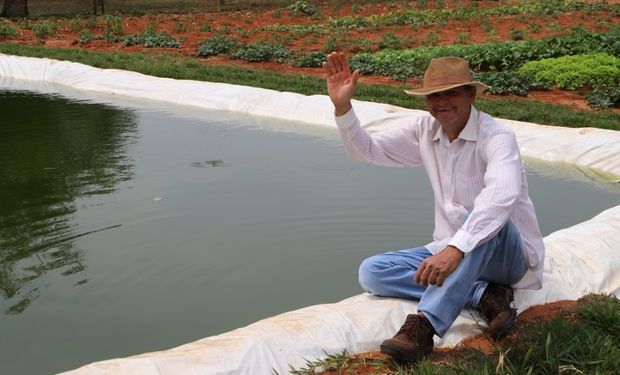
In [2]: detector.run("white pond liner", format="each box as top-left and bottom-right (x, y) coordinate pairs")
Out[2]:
(0, 54), (619, 375)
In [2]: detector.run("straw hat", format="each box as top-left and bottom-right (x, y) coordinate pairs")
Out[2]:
(404, 56), (490, 97)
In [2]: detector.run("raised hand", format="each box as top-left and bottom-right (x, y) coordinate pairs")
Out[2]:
(322, 52), (360, 116)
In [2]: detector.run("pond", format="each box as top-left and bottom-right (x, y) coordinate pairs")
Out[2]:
(0, 84), (618, 374)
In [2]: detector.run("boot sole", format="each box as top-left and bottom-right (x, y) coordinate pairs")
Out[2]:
(380, 344), (430, 365)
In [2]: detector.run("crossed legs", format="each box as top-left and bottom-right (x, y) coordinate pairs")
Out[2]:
(359, 221), (527, 337)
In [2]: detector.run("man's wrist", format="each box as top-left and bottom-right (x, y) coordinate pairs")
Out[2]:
(334, 103), (352, 117)
(447, 245), (464, 258)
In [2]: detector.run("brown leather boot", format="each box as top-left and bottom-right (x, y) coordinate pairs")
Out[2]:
(380, 314), (435, 364)
(477, 284), (517, 340)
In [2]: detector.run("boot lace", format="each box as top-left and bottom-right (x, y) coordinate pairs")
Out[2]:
(397, 315), (424, 342)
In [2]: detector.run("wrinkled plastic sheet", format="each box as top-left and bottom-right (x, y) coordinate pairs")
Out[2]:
(0, 54), (618, 375)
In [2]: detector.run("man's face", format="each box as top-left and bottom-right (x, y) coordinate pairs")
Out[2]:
(425, 86), (476, 129)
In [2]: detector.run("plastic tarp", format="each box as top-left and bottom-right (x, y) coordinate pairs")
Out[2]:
(0, 54), (618, 374)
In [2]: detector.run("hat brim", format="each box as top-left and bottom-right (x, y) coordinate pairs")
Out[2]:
(404, 81), (490, 97)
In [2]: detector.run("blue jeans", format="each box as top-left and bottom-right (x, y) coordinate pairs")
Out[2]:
(358, 222), (527, 336)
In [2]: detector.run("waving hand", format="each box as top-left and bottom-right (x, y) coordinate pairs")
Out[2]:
(323, 52), (360, 116)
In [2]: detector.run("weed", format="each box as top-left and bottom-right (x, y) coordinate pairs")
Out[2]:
(422, 31), (440, 46)
(69, 15), (86, 33)
(103, 30), (119, 44)
(379, 32), (404, 49)
(530, 22), (542, 33)
(348, 37), (373, 53)
(16, 19), (32, 30)
(534, 0), (566, 16)
(231, 42), (292, 63)
(31, 21), (59, 39)
(509, 28), (527, 41)
(322, 36), (340, 54)
(123, 30), (180, 48)
(199, 23), (212, 32)
(287, 1), (317, 17)
(455, 32), (471, 44)
(196, 35), (237, 57)
(234, 27), (250, 39)
(588, 85), (620, 109)
(173, 22), (188, 33)
(292, 52), (327, 68)
(481, 20), (495, 33)
(0, 22), (20, 38)
(78, 29), (100, 44)
(101, 14), (124, 35)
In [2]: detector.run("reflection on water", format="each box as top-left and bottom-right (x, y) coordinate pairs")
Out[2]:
(0, 91), (136, 314)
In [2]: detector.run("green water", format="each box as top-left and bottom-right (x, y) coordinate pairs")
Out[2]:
(0, 86), (618, 374)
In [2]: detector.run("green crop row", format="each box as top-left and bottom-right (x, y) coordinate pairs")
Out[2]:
(471, 53), (620, 109)
(349, 28), (620, 80)
(197, 36), (293, 63)
(518, 53), (620, 109)
(196, 37), (326, 67)
(518, 53), (620, 92)
(257, 0), (618, 36)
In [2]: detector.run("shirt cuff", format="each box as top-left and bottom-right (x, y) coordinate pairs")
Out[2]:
(448, 229), (477, 253)
(334, 106), (357, 127)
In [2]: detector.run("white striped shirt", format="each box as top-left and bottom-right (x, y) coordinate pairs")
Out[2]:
(335, 106), (544, 289)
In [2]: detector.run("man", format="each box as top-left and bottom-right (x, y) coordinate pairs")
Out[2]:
(322, 53), (545, 364)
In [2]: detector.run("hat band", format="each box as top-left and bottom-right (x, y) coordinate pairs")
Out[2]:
(424, 74), (472, 88)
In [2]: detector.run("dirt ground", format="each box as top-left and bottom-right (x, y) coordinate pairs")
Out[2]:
(319, 300), (578, 374)
(4, 1), (619, 111)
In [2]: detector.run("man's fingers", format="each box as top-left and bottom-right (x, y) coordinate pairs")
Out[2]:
(327, 52), (350, 76)
(351, 69), (360, 85)
(415, 256), (454, 287)
(415, 262), (433, 286)
(436, 274), (444, 287)
(324, 52), (338, 76)
(414, 263), (424, 284)
(321, 61), (331, 76)
(335, 52), (347, 74)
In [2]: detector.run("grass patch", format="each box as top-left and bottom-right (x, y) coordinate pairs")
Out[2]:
(0, 43), (618, 130)
(286, 294), (620, 374)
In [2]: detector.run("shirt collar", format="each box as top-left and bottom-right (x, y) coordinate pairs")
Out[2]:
(432, 105), (479, 142)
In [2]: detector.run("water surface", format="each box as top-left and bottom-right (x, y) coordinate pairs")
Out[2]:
(0, 86), (618, 374)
